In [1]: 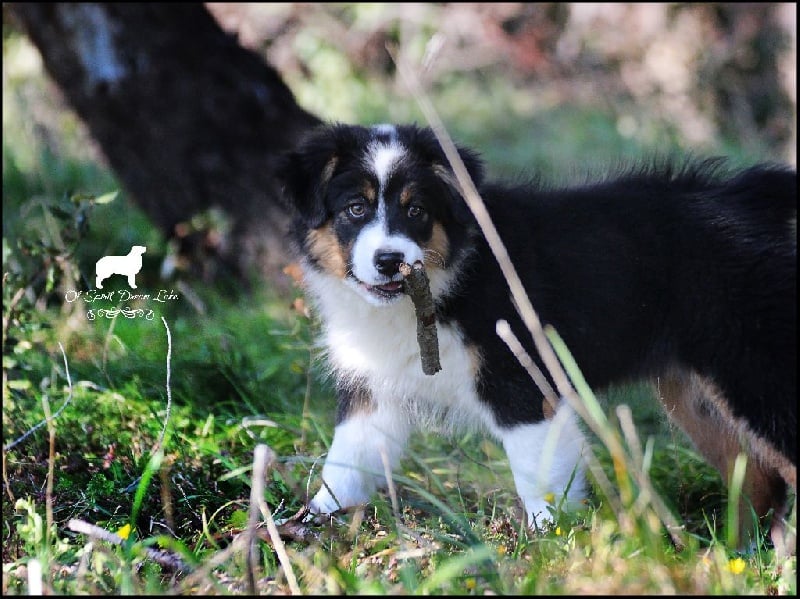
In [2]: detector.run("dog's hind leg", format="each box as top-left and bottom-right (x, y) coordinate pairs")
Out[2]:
(658, 370), (790, 551)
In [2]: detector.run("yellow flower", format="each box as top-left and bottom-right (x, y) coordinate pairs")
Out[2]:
(555, 526), (562, 536)
(465, 577), (476, 590)
(727, 557), (746, 575)
(543, 492), (556, 505)
(117, 523), (132, 540)
(497, 545), (507, 556)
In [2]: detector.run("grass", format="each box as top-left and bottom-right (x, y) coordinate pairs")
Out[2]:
(3, 28), (796, 595)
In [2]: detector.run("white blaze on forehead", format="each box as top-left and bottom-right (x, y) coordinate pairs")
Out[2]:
(368, 144), (405, 188)
(366, 124), (405, 190)
(371, 123), (397, 137)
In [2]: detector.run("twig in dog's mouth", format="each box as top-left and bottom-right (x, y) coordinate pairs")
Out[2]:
(400, 261), (441, 375)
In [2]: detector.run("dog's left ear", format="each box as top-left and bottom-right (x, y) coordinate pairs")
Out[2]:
(432, 146), (484, 225)
(277, 133), (340, 229)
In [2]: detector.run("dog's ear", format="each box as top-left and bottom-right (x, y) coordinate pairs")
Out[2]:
(432, 146), (484, 225)
(277, 132), (340, 229)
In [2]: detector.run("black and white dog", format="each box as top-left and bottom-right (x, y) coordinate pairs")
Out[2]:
(280, 123), (796, 544)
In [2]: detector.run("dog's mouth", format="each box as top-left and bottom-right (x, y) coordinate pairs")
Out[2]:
(359, 279), (405, 300)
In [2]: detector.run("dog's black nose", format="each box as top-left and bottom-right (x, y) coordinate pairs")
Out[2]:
(374, 251), (405, 276)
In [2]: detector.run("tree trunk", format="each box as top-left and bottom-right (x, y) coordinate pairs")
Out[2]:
(7, 3), (321, 290)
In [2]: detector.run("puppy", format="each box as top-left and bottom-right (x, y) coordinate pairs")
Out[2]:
(280, 123), (796, 547)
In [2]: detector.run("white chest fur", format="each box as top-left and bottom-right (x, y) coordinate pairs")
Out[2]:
(303, 266), (588, 525)
(303, 268), (498, 434)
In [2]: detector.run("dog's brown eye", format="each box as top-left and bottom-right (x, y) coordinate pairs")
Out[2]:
(408, 205), (424, 218)
(347, 203), (366, 219)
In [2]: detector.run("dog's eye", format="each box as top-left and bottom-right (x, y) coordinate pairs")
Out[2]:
(346, 202), (366, 219)
(407, 205), (425, 219)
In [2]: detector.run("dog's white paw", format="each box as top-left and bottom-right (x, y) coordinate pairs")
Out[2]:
(524, 498), (555, 530)
(308, 486), (344, 515)
(308, 467), (375, 515)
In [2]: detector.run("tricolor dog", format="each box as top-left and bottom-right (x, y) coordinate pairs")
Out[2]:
(280, 123), (796, 547)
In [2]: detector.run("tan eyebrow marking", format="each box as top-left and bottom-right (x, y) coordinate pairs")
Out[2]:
(362, 181), (377, 203)
(399, 183), (416, 206)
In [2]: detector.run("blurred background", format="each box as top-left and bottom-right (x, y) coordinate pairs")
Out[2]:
(212, 2), (796, 166)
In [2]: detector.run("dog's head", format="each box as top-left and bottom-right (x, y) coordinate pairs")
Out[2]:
(280, 123), (484, 305)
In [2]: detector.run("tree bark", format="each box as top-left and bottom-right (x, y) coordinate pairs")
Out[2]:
(7, 3), (321, 290)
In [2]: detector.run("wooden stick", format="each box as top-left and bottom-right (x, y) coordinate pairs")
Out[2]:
(400, 261), (441, 375)
(249, 444), (302, 595)
(67, 518), (188, 571)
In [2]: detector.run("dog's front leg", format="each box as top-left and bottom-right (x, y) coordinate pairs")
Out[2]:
(499, 402), (587, 529)
(309, 393), (411, 515)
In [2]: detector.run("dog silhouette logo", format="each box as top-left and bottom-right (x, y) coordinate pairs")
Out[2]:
(95, 245), (146, 289)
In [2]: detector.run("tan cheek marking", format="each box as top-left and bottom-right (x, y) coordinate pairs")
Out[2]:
(306, 225), (348, 278)
(423, 222), (450, 269)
